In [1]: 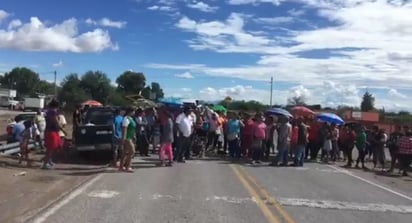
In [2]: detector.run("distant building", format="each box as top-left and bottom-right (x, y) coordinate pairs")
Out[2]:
(342, 111), (380, 122)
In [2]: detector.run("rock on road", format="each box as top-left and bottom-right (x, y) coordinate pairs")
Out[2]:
(28, 157), (412, 223)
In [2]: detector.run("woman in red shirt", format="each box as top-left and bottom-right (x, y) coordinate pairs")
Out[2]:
(290, 121), (298, 159)
(241, 113), (255, 158)
(397, 131), (412, 176)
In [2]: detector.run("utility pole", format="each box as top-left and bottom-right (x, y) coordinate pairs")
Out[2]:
(54, 70), (57, 98)
(270, 76), (273, 107)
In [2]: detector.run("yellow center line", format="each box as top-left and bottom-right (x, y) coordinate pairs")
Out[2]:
(230, 164), (281, 223)
(239, 166), (296, 223)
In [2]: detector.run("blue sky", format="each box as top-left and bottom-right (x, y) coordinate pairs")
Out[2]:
(1, 0), (412, 111)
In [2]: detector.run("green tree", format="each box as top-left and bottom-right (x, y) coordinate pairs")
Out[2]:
(141, 82), (164, 102)
(287, 96), (306, 106)
(360, 91), (375, 112)
(80, 71), (112, 104)
(107, 91), (129, 106)
(35, 80), (56, 96)
(0, 67), (41, 97)
(225, 100), (268, 112)
(116, 71), (146, 95)
(58, 74), (90, 108)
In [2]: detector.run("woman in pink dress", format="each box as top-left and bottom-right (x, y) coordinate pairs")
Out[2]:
(251, 114), (267, 164)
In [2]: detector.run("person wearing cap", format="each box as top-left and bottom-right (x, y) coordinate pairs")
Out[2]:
(175, 107), (194, 162)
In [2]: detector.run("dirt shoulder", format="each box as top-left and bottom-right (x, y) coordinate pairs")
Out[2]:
(0, 150), (109, 223)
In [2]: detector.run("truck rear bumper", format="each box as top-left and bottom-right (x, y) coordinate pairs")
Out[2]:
(76, 143), (112, 151)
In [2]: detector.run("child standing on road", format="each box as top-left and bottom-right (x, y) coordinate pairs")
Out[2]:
(19, 120), (33, 167)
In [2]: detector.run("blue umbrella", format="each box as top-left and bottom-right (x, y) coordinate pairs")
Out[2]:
(159, 97), (183, 107)
(317, 113), (345, 125)
(265, 108), (293, 118)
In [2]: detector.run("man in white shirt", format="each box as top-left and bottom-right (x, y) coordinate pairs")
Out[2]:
(175, 107), (194, 162)
(271, 116), (292, 166)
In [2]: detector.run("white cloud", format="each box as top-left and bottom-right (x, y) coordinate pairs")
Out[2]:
(288, 85), (311, 100)
(187, 1), (218, 12)
(388, 88), (407, 99)
(0, 10), (9, 23)
(85, 18), (127, 29)
(147, 5), (175, 11)
(7, 19), (22, 29)
(0, 17), (117, 52)
(176, 13), (273, 52)
(288, 8), (305, 16)
(168, 1), (412, 110)
(52, 60), (63, 68)
(254, 17), (294, 24)
(227, 0), (284, 5)
(198, 85), (276, 103)
(175, 71), (194, 79)
(181, 87), (192, 92)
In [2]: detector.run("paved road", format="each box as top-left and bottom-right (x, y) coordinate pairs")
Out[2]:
(28, 157), (412, 223)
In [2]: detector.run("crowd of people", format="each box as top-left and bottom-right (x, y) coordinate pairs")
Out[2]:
(106, 103), (412, 176)
(11, 99), (412, 177)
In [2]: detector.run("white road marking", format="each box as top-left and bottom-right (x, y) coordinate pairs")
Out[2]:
(327, 165), (412, 202)
(87, 190), (119, 199)
(32, 174), (103, 223)
(142, 194), (412, 214)
(152, 193), (178, 200)
(277, 198), (412, 214)
(206, 195), (258, 204)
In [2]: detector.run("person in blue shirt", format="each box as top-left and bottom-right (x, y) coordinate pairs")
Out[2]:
(12, 116), (26, 143)
(226, 112), (244, 159)
(112, 109), (124, 167)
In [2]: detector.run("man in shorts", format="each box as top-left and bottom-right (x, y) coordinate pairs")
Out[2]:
(112, 109), (124, 167)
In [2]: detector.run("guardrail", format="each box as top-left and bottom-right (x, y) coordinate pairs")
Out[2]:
(0, 141), (37, 155)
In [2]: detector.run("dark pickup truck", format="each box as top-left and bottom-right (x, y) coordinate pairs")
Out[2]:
(74, 107), (115, 152)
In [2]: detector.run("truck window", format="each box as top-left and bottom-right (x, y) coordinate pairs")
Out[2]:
(85, 110), (114, 125)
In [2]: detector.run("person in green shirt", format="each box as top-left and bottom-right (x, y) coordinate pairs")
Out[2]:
(119, 107), (137, 173)
(355, 126), (367, 169)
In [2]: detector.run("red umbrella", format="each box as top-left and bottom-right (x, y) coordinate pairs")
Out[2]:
(82, 100), (103, 107)
(291, 106), (315, 117)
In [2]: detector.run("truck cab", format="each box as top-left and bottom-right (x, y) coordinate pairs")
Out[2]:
(74, 107), (115, 152)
